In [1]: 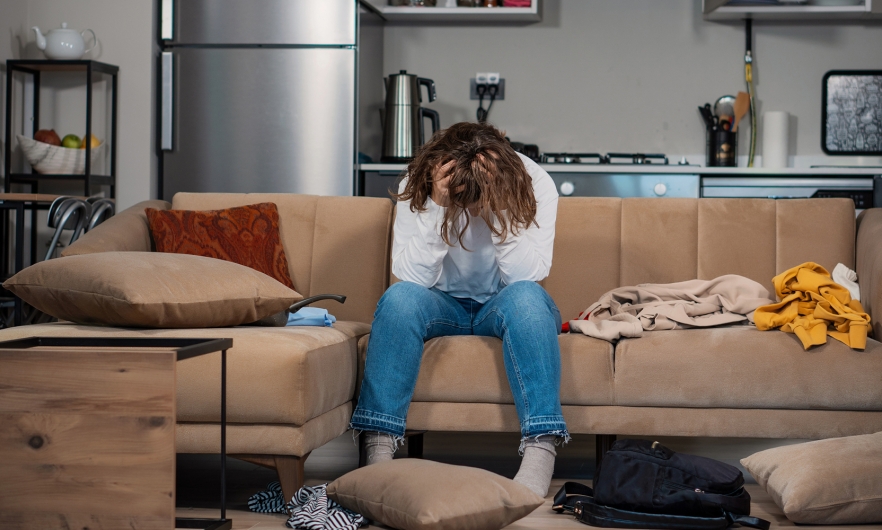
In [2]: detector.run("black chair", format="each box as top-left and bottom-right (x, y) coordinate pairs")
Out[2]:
(86, 197), (115, 232)
(44, 197), (91, 261)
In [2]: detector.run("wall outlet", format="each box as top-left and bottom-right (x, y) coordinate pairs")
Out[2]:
(470, 78), (506, 100)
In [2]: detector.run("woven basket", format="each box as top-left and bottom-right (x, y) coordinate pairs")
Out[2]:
(17, 134), (104, 175)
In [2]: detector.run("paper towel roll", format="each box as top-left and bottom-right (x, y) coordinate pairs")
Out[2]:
(763, 111), (790, 168)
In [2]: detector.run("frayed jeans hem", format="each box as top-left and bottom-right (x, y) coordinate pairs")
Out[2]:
(350, 409), (407, 438)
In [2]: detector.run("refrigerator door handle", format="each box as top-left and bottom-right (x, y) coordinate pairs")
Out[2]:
(161, 0), (174, 40)
(161, 52), (174, 151)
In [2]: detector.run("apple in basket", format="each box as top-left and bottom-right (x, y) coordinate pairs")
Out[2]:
(34, 129), (61, 146)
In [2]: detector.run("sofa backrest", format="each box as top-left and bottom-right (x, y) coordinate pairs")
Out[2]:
(543, 198), (856, 321)
(173, 193), (393, 324)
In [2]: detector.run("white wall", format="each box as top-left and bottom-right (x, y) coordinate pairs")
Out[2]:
(383, 0), (882, 163)
(0, 0), (29, 182)
(12, 0), (155, 209)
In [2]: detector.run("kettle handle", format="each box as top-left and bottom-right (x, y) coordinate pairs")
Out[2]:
(417, 78), (437, 103)
(420, 107), (440, 146)
(81, 29), (97, 54)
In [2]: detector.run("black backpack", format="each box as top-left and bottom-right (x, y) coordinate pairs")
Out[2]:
(553, 439), (770, 530)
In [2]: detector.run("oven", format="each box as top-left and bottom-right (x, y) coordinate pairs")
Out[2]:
(549, 173), (700, 198)
(701, 176), (877, 210)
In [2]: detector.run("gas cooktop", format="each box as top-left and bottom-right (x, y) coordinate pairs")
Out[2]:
(540, 152), (671, 165)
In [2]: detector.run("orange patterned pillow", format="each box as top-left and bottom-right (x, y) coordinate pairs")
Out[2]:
(146, 202), (295, 290)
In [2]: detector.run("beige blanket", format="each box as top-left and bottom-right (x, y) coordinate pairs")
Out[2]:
(568, 275), (775, 342)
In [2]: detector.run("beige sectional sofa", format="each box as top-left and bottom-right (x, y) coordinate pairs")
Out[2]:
(4, 194), (882, 501)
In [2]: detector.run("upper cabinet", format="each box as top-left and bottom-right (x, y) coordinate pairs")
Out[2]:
(376, 0), (540, 23)
(703, 0), (882, 20)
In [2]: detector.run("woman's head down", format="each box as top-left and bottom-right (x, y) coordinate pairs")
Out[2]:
(397, 121), (538, 248)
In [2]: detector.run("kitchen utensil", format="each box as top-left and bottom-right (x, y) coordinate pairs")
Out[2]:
(707, 129), (737, 167)
(381, 70), (440, 162)
(822, 70), (882, 155)
(732, 91), (750, 133)
(32, 23), (96, 60)
(713, 95), (736, 120)
(698, 104), (714, 130)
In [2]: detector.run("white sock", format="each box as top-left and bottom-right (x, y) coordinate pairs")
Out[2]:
(364, 431), (397, 465)
(513, 435), (556, 497)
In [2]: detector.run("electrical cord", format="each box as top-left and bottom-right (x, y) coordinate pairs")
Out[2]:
(476, 83), (498, 123)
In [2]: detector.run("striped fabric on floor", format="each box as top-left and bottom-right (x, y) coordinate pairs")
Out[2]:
(248, 481), (287, 514)
(286, 484), (365, 530)
(248, 481), (366, 529)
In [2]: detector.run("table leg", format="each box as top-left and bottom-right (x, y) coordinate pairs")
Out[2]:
(13, 203), (23, 326)
(221, 348), (227, 523)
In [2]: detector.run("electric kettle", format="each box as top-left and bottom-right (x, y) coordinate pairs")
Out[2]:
(381, 71), (440, 162)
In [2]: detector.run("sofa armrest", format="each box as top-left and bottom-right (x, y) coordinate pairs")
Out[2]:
(61, 199), (171, 256)
(856, 208), (882, 337)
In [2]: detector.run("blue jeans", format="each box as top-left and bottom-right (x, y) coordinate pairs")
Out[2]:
(350, 280), (568, 443)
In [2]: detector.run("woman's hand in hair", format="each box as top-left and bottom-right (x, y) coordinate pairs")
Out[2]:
(430, 161), (455, 208)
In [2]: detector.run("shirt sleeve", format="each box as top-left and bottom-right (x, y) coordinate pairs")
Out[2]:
(491, 154), (559, 284)
(391, 177), (450, 287)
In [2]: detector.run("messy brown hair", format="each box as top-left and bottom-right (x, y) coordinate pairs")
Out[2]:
(395, 122), (537, 247)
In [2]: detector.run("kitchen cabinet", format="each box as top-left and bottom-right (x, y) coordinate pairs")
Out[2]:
(703, 0), (882, 21)
(378, 0), (540, 23)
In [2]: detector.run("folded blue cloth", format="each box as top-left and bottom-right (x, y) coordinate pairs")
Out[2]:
(287, 307), (336, 327)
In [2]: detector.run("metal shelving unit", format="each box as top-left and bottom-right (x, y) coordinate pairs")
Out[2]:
(4, 60), (118, 198)
(703, 0), (881, 20)
(381, 1), (540, 22)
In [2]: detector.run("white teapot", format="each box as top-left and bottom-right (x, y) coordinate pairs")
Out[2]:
(32, 23), (96, 60)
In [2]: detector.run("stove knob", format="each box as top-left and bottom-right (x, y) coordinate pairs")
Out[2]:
(653, 182), (667, 196)
(560, 181), (575, 196)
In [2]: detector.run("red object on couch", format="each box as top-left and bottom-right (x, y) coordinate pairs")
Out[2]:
(146, 202), (296, 289)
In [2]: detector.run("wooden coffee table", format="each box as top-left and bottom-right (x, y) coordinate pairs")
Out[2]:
(0, 337), (233, 530)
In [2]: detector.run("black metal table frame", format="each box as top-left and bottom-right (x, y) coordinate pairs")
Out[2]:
(4, 60), (118, 199)
(0, 202), (24, 325)
(0, 336), (234, 530)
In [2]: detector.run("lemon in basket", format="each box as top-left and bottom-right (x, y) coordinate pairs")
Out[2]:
(79, 134), (100, 149)
(61, 134), (81, 149)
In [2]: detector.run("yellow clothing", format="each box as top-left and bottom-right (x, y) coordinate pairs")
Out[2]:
(754, 262), (870, 350)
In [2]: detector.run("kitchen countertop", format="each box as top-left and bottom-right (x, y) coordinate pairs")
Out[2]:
(358, 163), (882, 176)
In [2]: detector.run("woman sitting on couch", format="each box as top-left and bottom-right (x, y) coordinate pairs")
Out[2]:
(350, 121), (565, 497)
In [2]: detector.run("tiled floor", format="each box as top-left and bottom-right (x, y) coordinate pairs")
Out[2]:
(175, 432), (881, 529)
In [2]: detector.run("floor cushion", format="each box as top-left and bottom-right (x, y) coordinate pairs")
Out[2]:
(327, 459), (543, 530)
(741, 432), (882, 524)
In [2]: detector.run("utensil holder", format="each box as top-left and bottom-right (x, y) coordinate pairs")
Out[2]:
(707, 129), (737, 167)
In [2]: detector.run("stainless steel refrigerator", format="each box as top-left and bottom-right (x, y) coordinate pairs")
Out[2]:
(159, 0), (365, 200)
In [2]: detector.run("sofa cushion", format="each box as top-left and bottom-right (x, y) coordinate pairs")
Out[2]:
(364, 333), (614, 406)
(0, 321), (370, 425)
(544, 198), (856, 323)
(62, 199), (171, 256)
(147, 202), (296, 289)
(741, 432), (882, 525)
(3, 252), (301, 329)
(171, 193), (393, 325)
(614, 326), (882, 410)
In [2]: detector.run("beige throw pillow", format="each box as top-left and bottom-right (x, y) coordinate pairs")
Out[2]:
(3, 252), (302, 328)
(741, 432), (882, 524)
(327, 459), (544, 530)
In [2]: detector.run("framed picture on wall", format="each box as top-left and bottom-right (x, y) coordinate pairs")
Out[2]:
(822, 70), (882, 156)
